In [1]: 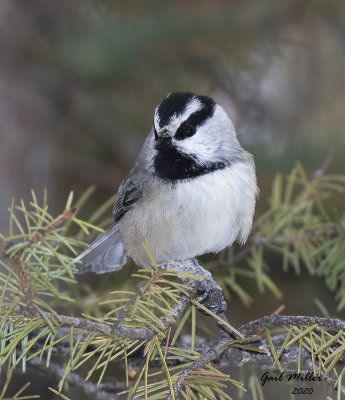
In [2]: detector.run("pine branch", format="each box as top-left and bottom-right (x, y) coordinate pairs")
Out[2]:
(0, 285), (195, 340)
(170, 337), (230, 399)
(239, 314), (345, 337)
(113, 267), (171, 329)
(169, 313), (345, 398)
(28, 357), (123, 400)
(250, 221), (343, 245)
(3, 294), (345, 397)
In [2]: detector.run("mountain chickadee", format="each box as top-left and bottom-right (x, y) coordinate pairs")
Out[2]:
(75, 92), (258, 277)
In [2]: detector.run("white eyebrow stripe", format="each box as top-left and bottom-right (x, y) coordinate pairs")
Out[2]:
(166, 98), (203, 131)
(154, 107), (160, 130)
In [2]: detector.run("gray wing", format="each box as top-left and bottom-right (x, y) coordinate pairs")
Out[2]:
(74, 176), (143, 274)
(112, 176), (143, 221)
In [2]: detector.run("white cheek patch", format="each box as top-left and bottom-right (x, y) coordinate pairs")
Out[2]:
(176, 129), (220, 164)
(174, 106), (227, 164)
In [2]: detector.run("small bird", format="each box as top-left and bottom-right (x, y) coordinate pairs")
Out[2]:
(75, 92), (258, 274)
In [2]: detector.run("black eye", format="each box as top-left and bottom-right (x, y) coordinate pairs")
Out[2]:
(175, 123), (196, 140)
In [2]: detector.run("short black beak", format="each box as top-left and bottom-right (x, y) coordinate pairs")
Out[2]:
(154, 136), (172, 151)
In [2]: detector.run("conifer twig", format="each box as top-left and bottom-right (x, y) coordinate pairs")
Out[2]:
(238, 314), (345, 337)
(1, 289), (196, 339)
(171, 337), (229, 399)
(28, 357), (122, 400)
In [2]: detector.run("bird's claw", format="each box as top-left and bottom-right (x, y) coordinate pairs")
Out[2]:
(196, 281), (227, 315)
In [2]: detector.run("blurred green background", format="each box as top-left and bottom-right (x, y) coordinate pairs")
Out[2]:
(0, 0), (344, 398)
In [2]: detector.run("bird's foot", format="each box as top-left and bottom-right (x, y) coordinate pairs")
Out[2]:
(196, 280), (227, 315)
(162, 259), (227, 315)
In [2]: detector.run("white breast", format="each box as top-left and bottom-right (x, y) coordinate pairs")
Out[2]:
(120, 160), (257, 268)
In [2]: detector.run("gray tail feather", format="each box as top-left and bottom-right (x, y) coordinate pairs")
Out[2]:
(73, 224), (127, 274)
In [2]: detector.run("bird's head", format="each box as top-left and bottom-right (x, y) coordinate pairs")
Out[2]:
(150, 92), (244, 182)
